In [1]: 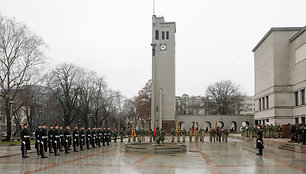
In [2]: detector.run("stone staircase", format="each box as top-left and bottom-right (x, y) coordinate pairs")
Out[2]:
(280, 143), (295, 152)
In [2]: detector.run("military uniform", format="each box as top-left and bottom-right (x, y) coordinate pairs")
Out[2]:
(40, 126), (48, 158)
(59, 128), (64, 151)
(53, 127), (60, 156)
(127, 128), (131, 142)
(34, 127), (41, 155)
(170, 129), (175, 142)
(200, 130), (204, 142)
(107, 128), (112, 145)
(48, 127), (54, 153)
(73, 128), (79, 152)
(20, 125), (31, 158)
(119, 129), (124, 142)
(98, 128), (103, 146)
(86, 128), (92, 148)
(79, 128), (85, 150)
(91, 129), (96, 148)
(64, 128), (71, 153)
(256, 127), (264, 155)
(182, 129), (186, 143)
(189, 129), (193, 142)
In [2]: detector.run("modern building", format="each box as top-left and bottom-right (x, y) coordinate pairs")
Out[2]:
(239, 96), (255, 115)
(253, 26), (306, 125)
(151, 15), (176, 132)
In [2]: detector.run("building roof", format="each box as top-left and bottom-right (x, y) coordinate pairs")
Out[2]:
(252, 27), (303, 52)
(289, 26), (306, 42)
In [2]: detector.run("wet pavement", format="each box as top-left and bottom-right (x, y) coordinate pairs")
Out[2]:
(0, 137), (305, 174)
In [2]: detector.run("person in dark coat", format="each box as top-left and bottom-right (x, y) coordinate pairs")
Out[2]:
(53, 125), (60, 156)
(256, 125), (264, 155)
(59, 126), (64, 152)
(91, 128), (96, 148)
(73, 125), (79, 152)
(79, 126), (85, 151)
(48, 125), (54, 153)
(102, 128), (107, 146)
(86, 127), (91, 149)
(64, 126), (71, 154)
(20, 123), (31, 158)
(107, 128), (112, 145)
(34, 124), (41, 155)
(40, 123), (48, 158)
(97, 128), (101, 147)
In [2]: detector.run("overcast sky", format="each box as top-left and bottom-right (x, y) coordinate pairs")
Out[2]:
(1, 0), (305, 98)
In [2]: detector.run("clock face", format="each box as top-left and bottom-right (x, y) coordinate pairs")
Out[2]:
(160, 44), (167, 51)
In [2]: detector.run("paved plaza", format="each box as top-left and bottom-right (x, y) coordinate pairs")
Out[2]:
(0, 137), (305, 174)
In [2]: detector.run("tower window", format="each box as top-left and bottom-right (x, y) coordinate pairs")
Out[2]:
(295, 91), (299, 106)
(162, 31), (165, 40)
(166, 31), (169, 39)
(155, 30), (159, 40)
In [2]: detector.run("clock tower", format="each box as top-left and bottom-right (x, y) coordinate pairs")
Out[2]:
(151, 15), (176, 133)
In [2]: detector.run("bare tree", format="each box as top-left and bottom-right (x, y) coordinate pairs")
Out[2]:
(135, 80), (151, 121)
(45, 63), (81, 126)
(0, 15), (46, 140)
(205, 80), (245, 115)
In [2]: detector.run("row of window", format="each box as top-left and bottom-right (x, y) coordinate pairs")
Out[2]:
(294, 89), (305, 106)
(259, 96), (269, 110)
(256, 119), (269, 125)
(155, 30), (169, 40)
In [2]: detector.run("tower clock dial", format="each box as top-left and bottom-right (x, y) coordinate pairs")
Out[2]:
(160, 44), (167, 51)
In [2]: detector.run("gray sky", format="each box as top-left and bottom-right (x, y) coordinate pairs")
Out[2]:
(1, 0), (305, 98)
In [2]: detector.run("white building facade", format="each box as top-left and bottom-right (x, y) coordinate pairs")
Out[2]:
(253, 27), (306, 125)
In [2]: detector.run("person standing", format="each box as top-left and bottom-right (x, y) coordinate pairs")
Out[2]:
(48, 125), (54, 153)
(107, 128), (112, 145)
(127, 128), (132, 142)
(170, 128), (175, 143)
(64, 126), (71, 154)
(34, 124), (41, 155)
(79, 126), (85, 150)
(53, 125), (60, 156)
(182, 129), (186, 143)
(256, 125), (264, 155)
(91, 128), (96, 148)
(102, 128), (107, 146)
(98, 128), (102, 147)
(73, 125), (79, 152)
(86, 127), (92, 149)
(189, 128), (193, 142)
(119, 128), (124, 142)
(59, 126), (64, 152)
(20, 123), (31, 158)
(40, 123), (48, 158)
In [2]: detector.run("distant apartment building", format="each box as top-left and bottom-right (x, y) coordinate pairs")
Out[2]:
(239, 96), (255, 115)
(253, 26), (306, 125)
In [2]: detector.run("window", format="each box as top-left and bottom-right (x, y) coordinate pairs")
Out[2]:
(266, 96), (269, 109)
(302, 117), (305, 124)
(301, 89), (305, 105)
(156, 106), (158, 112)
(295, 91), (299, 106)
(266, 119), (269, 123)
(262, 120), (265, 125)
(162, 31), (165, 40)
(259, 120), (262, 124)
(295, 117), (299, 124)
(262, 97), (265, 110)
(155, 30), (159, 40)
(166, 31), (169, 39)
(259, 99), (261, 110)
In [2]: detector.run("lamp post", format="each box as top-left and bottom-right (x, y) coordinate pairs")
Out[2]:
(9, 101), (15, 142)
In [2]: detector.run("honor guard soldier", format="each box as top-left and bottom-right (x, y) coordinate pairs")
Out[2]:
(35, 124), (41, 155)
(113, 129), (117, 142)
(189, 128), (193, 142)
(102, 128), (107, 146)
(98, 128), (103, 146)
(256, 125), (264, 155)
(182, 129), (186, 143)
(91, 128), (96, 148)
(53, 125), (60, 156)
(200, 129), (204, 142)
(170, 128), (175, 143)
(21, 123), (31, 158)
(107, 128), (112, 145)
(79, 126), (85, 150)
(73, 125), (79, 152)
(40, 124), (48, 158)
(97, 128), (101, 147)
(64, 126), (71, 153)
(48, 125), (54, 153)
(86, 127), (92, 149)
(119, 128), (124, 142)
(59, 126), (64, 152)
(149, 128), (153, 142)
(127, 128), (132, 142)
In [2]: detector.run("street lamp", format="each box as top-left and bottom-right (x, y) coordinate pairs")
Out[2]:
(9, 101), (15, 142)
